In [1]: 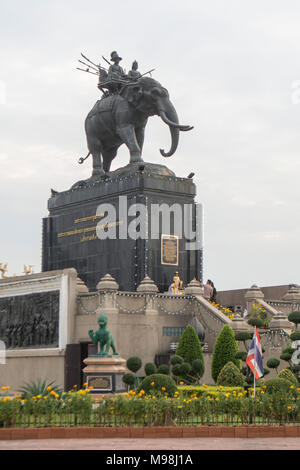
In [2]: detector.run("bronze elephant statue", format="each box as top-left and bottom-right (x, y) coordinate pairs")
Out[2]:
(83, 77), (193, 177)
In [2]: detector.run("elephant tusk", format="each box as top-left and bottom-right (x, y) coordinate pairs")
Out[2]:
(159, 110), (193, 132)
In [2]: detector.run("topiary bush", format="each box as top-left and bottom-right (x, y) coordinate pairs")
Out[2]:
(144, 362), (157, 376)
(288, 310), (300, 329)
(157, 364), (169, 375)
(264, 377), (294, 395)
(137, 374), (177, 397)
(247, 317), (265, 328)
(211, 324), (240, 383)
(277, 368), (298, 386)
(266, 358), (280, 372)
(122, 373), (136, 388)
(170, 355), (183, 366)
(126, 356), (142, 373)
(176, 325), (205, 368)
(191, 359), (205, 377)
(290, 332), (300, 341)
(216, 361), (245, 387)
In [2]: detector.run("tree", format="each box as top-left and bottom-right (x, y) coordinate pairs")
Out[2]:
(211, 324), (240, 383)
(176, 325), (204, 370)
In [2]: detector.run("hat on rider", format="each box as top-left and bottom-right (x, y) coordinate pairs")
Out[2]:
(110, 51), (122, 62)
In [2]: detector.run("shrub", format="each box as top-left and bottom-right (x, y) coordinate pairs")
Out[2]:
(144, 363), (157, 376)
(235, 351), (247, 361)
(211, 324), (240, 383)
(170, 355), (183, 366)
(217, 362), (245, 387)
(264, 377), (293, 395)
(280, 352), (293, 362)
(178, 385), (245, 398)
(176, 325), (204, 368)
(288, 311), (300, 329)
(278, 368), (298, 386)
(266, 358), (280, 372)
(235, 331), (253, 342)
(191, 359), (205, 377)
(247, 317), (264, 328)
(126, 357), (142, 373)
(171, 364), (182, 377)
(122, 373), (136, 387)
(18, 378), (62, 398)
(290, 332), (300, 341)
(137, 374), (177, 397)
(157, 364), (169, 375)
(179, 362), (192, 375)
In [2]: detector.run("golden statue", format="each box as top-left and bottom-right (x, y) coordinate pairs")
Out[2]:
(173, 271), (183, 295)
(23, 265), (34, 275)
(0, 263), (8, 279)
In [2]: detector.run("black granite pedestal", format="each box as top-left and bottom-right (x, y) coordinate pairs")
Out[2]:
(42, 162), (203, 292)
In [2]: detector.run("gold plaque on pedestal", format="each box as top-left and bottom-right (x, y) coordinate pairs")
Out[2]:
(161, 234), (179, 266)
(87, 375), (112, 391)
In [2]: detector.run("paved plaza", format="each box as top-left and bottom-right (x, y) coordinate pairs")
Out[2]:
(0, 437), (299, 450)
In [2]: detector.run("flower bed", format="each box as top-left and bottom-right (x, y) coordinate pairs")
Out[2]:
(1, 383), (300, 428)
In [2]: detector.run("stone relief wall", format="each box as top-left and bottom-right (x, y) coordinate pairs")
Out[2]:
(0, 291), (60, 349)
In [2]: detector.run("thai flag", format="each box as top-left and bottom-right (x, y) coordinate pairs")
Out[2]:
(246, 328), (264, 379)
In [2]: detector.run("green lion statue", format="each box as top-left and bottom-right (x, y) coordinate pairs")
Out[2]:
(88, 312), (118, 357)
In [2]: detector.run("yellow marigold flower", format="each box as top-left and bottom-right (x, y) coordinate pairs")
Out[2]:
(202, 384), (208, 388)
(179, 381), (184, 385)
(290, 385), (294, 389)
(37, 395), (42, 399)
(73, 385), (77, 388)
(83, 382), (88, 387)
(178, 405), (182, 409)
(43, 396), (48, 400)
(151, 381), (155, 386)
(46, 386), (52, 391)
(124, 393), (129, 397)
(161, 387), (166, 391)
(288, 406), (292, 410)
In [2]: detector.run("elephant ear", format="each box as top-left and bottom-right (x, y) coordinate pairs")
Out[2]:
(121, 83), (143, 107)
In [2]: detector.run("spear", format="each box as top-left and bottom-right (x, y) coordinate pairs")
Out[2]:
(76, 67), (99, 76)
(81, 52), (100, 68)
(78, 59), (99, 73)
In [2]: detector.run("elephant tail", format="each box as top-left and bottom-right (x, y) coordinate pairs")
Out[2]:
(78, 152), (91, 164)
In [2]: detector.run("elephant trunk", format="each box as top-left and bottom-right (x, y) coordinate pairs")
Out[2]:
(158, 100), (193, 157)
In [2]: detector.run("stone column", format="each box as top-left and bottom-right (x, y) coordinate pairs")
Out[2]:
(230, 312), (249, 332)
(136, 276), (159, 315)
(184, 278), (204, 296)
(96, 274), (119, 315)
(269, 311), (293, 330)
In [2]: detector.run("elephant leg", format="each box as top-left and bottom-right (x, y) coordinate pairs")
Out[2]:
(135, 126), (146, 153)
(102, 148), (118, 173)
(92, 150), (105, 177)
(116, 125), (143, 163)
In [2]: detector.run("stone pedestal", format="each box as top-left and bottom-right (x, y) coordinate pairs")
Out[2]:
(82, 356), (127, 393)
(42, 162), (203, 292)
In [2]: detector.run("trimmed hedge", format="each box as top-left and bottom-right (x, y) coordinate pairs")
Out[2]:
(211, 324), (240, 383)
(178, 385), (245, 398)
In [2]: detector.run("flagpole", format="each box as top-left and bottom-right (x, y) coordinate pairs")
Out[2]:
(253, 326), (257, 398)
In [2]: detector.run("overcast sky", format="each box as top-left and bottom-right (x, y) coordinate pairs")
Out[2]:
(0, 0), (300, 291)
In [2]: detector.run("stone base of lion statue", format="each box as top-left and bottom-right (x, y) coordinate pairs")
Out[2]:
(82, 356), (127, 394)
